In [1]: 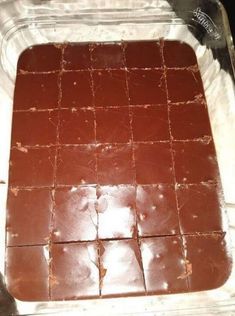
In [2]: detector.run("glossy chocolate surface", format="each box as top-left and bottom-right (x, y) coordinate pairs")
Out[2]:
(176, 183), (224, 234)
(173, 140), (219, 183)
(136, 185), (179, 236)
(11, 110), (58, 146)
(56, 145), (96, 185)
(97, 185), (136, 239)
(183, 234), (231, 291)
(128, 69), (167, 105)
(14, 73), (59, 110)
(131, 105), (169, 141)
(6, 41), (231, 301)
(52, 186), (97, 242)
(50, 242), (99, 300)
(7, 189), (52, 246)
(6, 246), (49, 301)
(59, 109), (95, 144)
(140, 236), (188, 293)
(96, 107), (131, 143)
(9, 147), (55, 187)
(100, 239), (145, 296)
(61, 71), (93, 107)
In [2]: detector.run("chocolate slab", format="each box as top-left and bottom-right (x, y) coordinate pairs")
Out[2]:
(134, 142), (174, 184)
(96, 107), (131, 143)
(14, 73), (59, 110)
(140, 236), (188, 293)
(183, 234), (232, 291)
(6, 246), (49, 301)
(18, 44), (62, 72)
(9, 147), (55, 187)
(173, 140), (219, 183)
(93, 70), (129, 107)
(131, 105), (169, 141)
(91, 43), (125, 69)
(163, 41), (197, 68)
(52, 186), (97, 242)
(136, 185), (179, 236)
(177, 183), (224, 233)
(56, 146), (96, 185)
(6, 188), (52, 246)
(11, 110), (58, 146)
(167, 69), (204, 103)
(170, 103), (212, 140)
(61, 71), (93, 107)
(59, 108), (95, 144)
(128, 69), (166, 105)
(51, 242), (99, 300)
(63, 44), (91, 70)
(99, 239), (145, 296)
(6, 40), (230, 302)
(97, 185), (136, 239)
(124, 41), (162, 68)
(96, 144), (134, 185)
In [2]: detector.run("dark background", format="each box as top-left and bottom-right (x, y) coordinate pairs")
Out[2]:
(221, 0), (235, 40)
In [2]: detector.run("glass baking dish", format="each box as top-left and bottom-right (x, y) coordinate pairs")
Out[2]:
(0, 0), (235, 315)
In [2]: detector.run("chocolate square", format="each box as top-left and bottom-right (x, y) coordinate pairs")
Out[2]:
(6, 246), (49, 301)
(6, 188), (52, 246)
(11, 110), (58, 146)
(173, 140), (219, 183)
(18, 44), (62, 72)
(56, 145), (96, 185)
(100, 239), (145, 296)
(97, 185), (136, 239)
(51, 242), (99, 300)
(163, 41), (197, 68)
(14, 73), (59, 110)
(140, 236), (188, 293)
(96, 144), (134, 185)
(124, 41), (162, 68)
(131, 105), (169, 141)
(91, 43), (125, 69)
(183, 234), (231, 291)
(167, 69), (204, 103)
(170, 103), (211, 140)
(136, 185), (179, 236)
(9, 147), (55, 187)
(128, 69), (166, 105)
(52, 186), (97, 242)
(93, 70), (128, 107)
(59, 108), (95, 144)
(96, 107), (131, 143)
(63, 44), (91, 70)
(177, 184), (223, 233)
(134, 142), (174, 184)
(61, 71), (93, 107)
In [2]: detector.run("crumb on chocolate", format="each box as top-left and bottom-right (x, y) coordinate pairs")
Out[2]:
(200, 135), (212, 144)
(10, 188), (19, 197)
(16, 142), (28, 153)
(19, 69), (29, 75)
(99, 266), (107, 288)
(177, 260), (192, 279)
(50, 274), (59, 287)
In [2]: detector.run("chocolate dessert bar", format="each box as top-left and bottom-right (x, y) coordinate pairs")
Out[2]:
(5, 41), (231, 301)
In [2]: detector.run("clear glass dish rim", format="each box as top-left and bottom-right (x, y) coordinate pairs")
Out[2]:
(0, 1), (235, 315)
